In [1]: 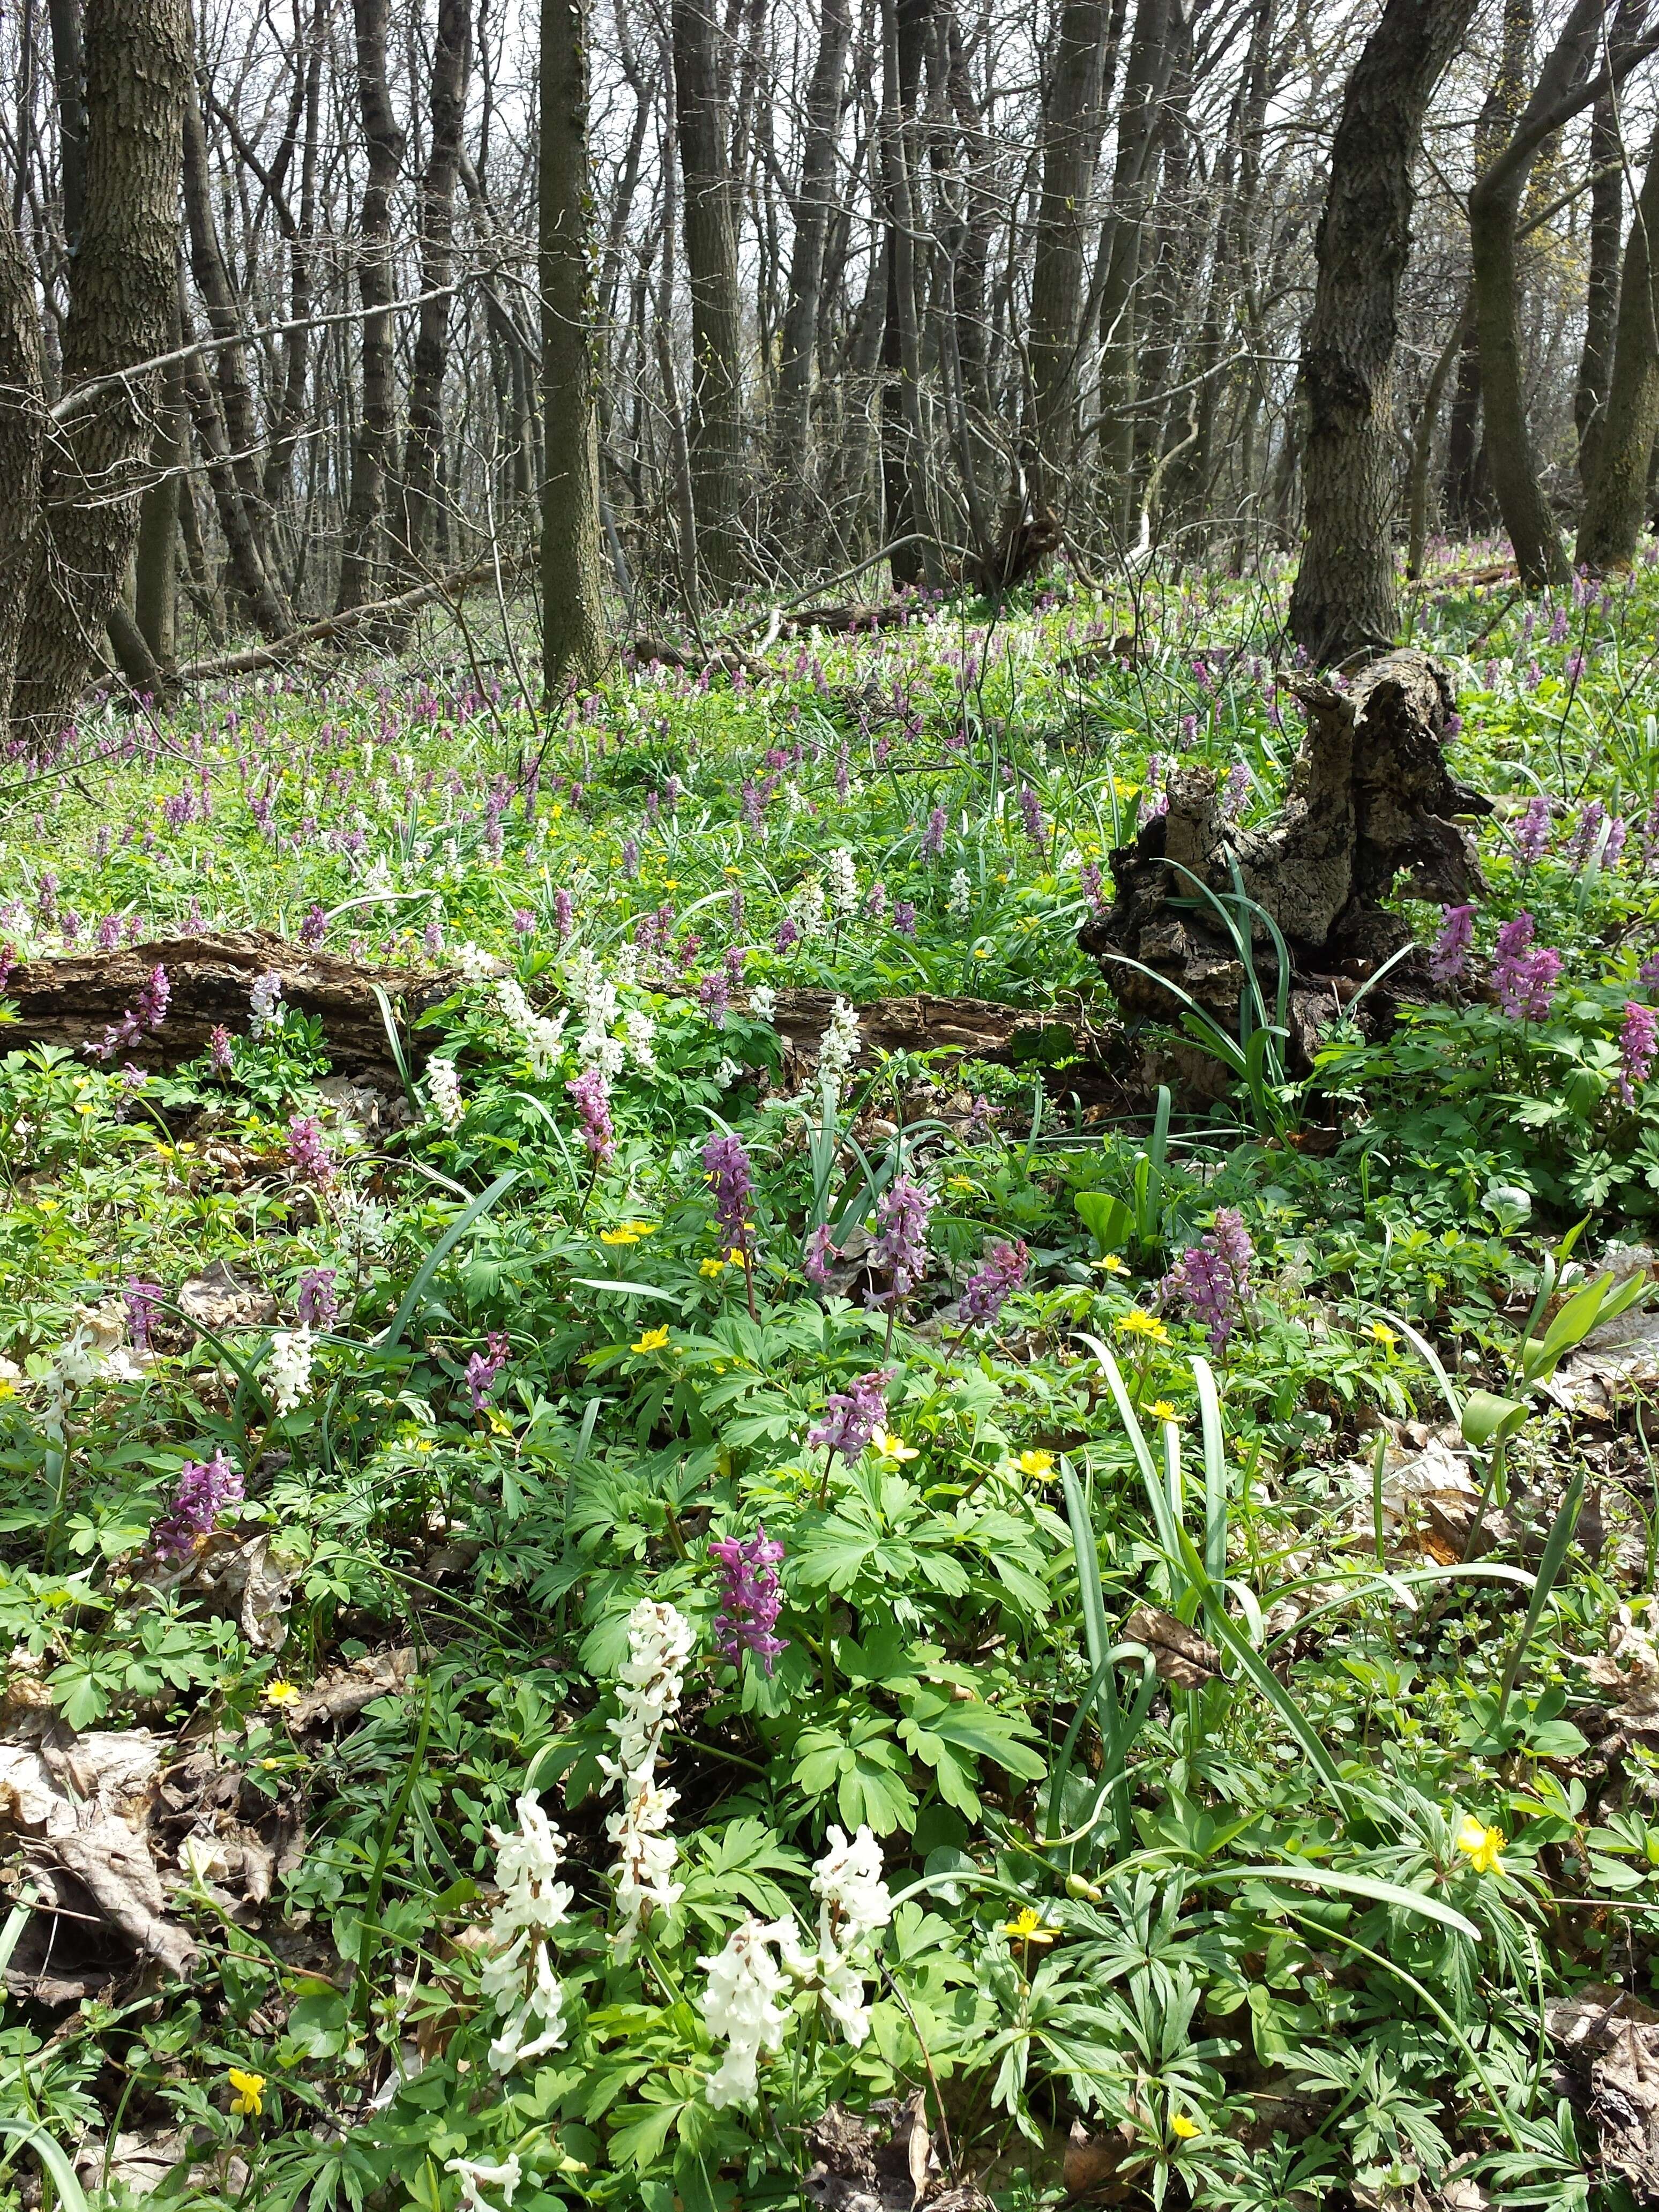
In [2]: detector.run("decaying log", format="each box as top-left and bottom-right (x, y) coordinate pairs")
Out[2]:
(1081, 648), (1490, 1075)
(4, 931), (452, 1082)
(752, 987), (1105, 1074)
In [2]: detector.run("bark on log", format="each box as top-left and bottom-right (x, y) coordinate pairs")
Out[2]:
(753, 987), (1101, 1069)
(4, 931), (453, 1083)
(1080, 647), (1489, 1072)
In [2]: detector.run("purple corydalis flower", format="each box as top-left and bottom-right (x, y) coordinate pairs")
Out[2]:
(893, 901), (917, 938)
(1018, 787), (1045, 847)
(1565, 800), (1607, 870)
(1429, 904), (1476, 984)
(297, 1267), (338, 1329)
(567, 1066), (615, 1164)
(554, 889), (574, 941)
(803, 1223), (838, 1284)
(287, 1113), (335, 1188)
(1492, 913), (1562, 1019)
(1621, 1001), (1657, 1105)
(699, 972), (730, 1028)
(152, 1451), (244, 1561)
(922, 805), (947, 860)
(703, 1132), (753, 1250)
(1221, 764), (1250, 821)
(875, 1176), (932, 1299)
(1161, 1207), (1253, 1355)
(1515, 797), (1552, 863)
(136, 966), (170, 1030)
(299, 903), (327, 948)
(710, 1524), (787, 1673)
(513, 907), (539, 940)
(250, 970), (283, 1031)
(1080, 862), (1106, 916)
(123, 1278), (162, 1354)
(208, 1025), (233, 1074)
(466, 1329), (510, 1410)
(959, 1239), (1028, 1330)
(809, 1368), (892, 1460)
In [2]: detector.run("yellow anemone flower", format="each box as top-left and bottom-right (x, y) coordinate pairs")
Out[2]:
(1369, 1322), (1398, 1349)
(1170, 2112), (1200, 2141)
(700, 1256), (728, 1277)
(1454, 1813), (1505, 1874)
(1149, 1401), (1178, 1422)
(1003, 1905), (1059, 1944)
(228, 2068), (265, 2117)
(1118, 1310), (1169, 1342)
(600, 1228), (642, 1246)
(1017, 1449), (1055, 1479)
(1097, 1253), (1129, 1274)
(263, 1680), (301, 1709)
(872, 1429), (920, 1463)
(631, 1326), (671, 1354)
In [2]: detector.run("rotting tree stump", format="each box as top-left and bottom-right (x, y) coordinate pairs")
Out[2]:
(1080, 648), (1491, 1082)
(4, 930), (452, 1084)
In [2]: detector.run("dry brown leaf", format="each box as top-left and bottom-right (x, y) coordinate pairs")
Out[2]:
(1547, 1985), (1659, 2198)
(1122, 1606), (1220, 1687)
(287, 1647), (418, 1731)
(177, 1259), (278, 1332)
(1548, 1307), (1659, 1420)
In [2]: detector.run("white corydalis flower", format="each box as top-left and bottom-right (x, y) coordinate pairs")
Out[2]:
(825, 847), (858, 920)
(748, 984), (776, 1023)
(601, 1600), (694, 1954)
(444, 2155), (522, 2212)
(265, 1327), (314, 1415)
(494, 979), (568, 1078)
(697, 1825), (892, 2108)
(947, 868), (972, 916)
(427, 1058), (464, 1130)
(481, 1796), (572, 2074)
(817, 997), (862, 1101)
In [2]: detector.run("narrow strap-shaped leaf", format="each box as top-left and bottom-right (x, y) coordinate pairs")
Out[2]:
(380, 1169), (522, 1353)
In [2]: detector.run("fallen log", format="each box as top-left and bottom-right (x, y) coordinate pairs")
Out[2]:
(1081, 648), (1490, 1085)
(4, 931), (453, 1083)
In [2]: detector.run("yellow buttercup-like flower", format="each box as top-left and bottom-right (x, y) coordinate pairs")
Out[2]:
(1118, 1310), (1169, 1342)
(631, 1326), (671, 1354)
(947, 1176), (977, 1194)
(1149, 1401), (1178, 1423)
(1454, 1813), (1505, 1874)
(1003, 1906), (1059, 1944)
(0, 1380), (14, 1402)
(228, 2068), (265, 2118)
(700, 1256), (729, 1277)
(264, 1680), (301, 1709)
(872, 1429), (920, 1463)
(1170, 2112), (1200, 2141)
(1369, 1322), (1398, 1349)
(1097, 1253), (1129, 1274)
(1017, 1449), (1055, 1480)
(600, 1228), (641, 1246)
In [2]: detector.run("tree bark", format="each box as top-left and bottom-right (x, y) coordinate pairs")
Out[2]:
(540, 0), (608, 685)
(336, 0), (406, 613)
(1575, 88), (1624, 488)
(133, 338), (187, 664)
(398, 0), (472, 575)
(1287, 0), (1474, 667)
(877, 0), (938, 587)
(1025, 0), (1108, 513)
(672, 0), (748, 597)
(771, 0), (854, 530)
(0, 204), (45, 738)
(1577, 122), (1659, 570)
(11, 0), (191, 745)
(1469, 0), (1650, 591)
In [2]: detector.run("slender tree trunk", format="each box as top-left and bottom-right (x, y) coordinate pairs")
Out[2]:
(672, 0), (747, 596)
(46, 0), (88, 256)
(878, 0), (937, 586)
(399, 0), (472, 574)
(336, 0), (406, 612)
(1026, 0), (1108, 514)
(1469, 0), (1648, 591)
(1575, 88), (1624, 488)
(771, 0), (854, 532)
(541, 0), (608, 685)
(134, 342), (187, 663)
(0, 204), (45, 736)
(12, 0), (191, 743)
(1407, 295), (1469, 577)
(1578, 122), (1659, 569)
(1287, 0), (1476, 666)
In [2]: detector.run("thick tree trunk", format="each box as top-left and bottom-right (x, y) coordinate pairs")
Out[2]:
(1286, 0), (1475, 668)
(672, 0), (747, 597)
(335, 0), (406, 613)
(1577, 123), (1659, 571)
(398, 0), (472, 575)
(1026, 0), (1108, 513)
(540, 0), (608, 685)
(133, 341), (186, 664)
(11, 0), (191, 746)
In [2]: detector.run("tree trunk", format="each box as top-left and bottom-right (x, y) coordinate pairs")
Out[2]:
(46, 0), (88, 257)
(11, 0), (191, 745)
(1468, 0), (1643, 592)
(134, 340), (186, 664)
(672, 0), (747, 597)
(1287, 0), (1474, 667)
(878, 0), (936, 587)
(1026, 0), (1108, 513)
(398, 0), (472, 575)
(1575, 88), (1624, 489)
(1577, 122), (1659, 570)
(540, 0), (608, 685)
(336, 0), (406, 613)
(771, 0), (854, 532)
(0, 205), (45, 738)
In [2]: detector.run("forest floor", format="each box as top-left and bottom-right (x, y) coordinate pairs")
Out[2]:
(2, 543), (1658, 2211)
